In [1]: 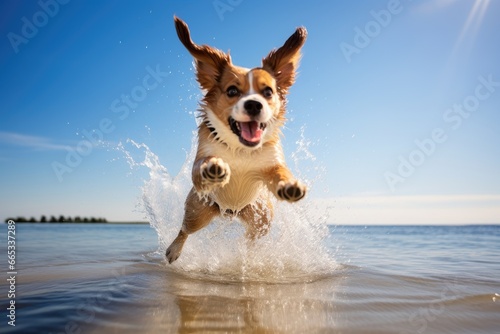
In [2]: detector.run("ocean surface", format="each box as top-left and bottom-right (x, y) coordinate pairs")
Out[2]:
(1, 223), (499, 333)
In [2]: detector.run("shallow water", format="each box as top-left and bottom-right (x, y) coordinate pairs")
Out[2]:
(1, 223), (499, 333)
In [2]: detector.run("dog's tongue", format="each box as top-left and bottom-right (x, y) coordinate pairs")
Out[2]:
(240, 121), (262, 143)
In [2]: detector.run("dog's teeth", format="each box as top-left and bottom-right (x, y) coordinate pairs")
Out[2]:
(236, 122), (241, 130)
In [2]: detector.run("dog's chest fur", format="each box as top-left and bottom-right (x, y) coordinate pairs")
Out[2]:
(201, 135), (284, 212)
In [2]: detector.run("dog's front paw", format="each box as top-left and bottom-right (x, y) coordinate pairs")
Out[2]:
(277, 180), (306, 202)
(200, 157), (231, 187)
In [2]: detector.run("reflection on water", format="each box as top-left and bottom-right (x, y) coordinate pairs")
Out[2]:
(164, 266), (342, 333)
(85, 257), (346, 334)
(173, 277), (336, 332)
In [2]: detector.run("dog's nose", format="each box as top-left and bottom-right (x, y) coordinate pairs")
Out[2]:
(244, 100), (262, 116)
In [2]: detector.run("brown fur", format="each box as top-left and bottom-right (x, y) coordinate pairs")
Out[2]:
(166, 17), (308, 264)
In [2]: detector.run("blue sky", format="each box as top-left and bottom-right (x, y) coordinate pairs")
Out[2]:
(1, 0), (499, 224)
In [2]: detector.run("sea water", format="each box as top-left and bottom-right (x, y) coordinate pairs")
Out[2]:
(1, 224), (499, 333)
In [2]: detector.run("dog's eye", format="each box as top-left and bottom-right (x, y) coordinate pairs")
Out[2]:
(262, 87), (273, 98)
(226, 86), (240, 98)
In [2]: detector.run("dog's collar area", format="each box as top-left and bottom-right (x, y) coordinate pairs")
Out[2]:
(228, 117), (266, 147)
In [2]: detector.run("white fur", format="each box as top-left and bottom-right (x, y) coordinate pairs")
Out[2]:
(231, 71), (273, 125)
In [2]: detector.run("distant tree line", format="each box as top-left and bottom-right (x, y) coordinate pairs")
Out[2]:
(5, 215), (108, 223)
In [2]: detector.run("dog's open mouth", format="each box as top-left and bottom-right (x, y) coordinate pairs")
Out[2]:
(229, 117), (267, 147)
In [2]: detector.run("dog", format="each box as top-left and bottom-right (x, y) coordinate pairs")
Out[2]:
(166, 17), (308, 264)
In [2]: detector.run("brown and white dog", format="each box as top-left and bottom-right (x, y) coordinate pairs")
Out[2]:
(166, 17), (308, 264)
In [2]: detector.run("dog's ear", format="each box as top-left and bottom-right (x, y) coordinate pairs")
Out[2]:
(262, 27), (307, 95)
(174, 16), (231, 91)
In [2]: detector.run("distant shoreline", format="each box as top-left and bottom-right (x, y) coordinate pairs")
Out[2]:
(4, 220), (149, 224)
(4, 215), (148, 224)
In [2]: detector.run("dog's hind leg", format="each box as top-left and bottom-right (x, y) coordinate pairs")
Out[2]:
(239, 196), (273, 240)
(166, 188), (219, 264)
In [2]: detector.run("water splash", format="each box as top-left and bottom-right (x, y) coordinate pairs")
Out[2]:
(119, 130), (337, 283)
